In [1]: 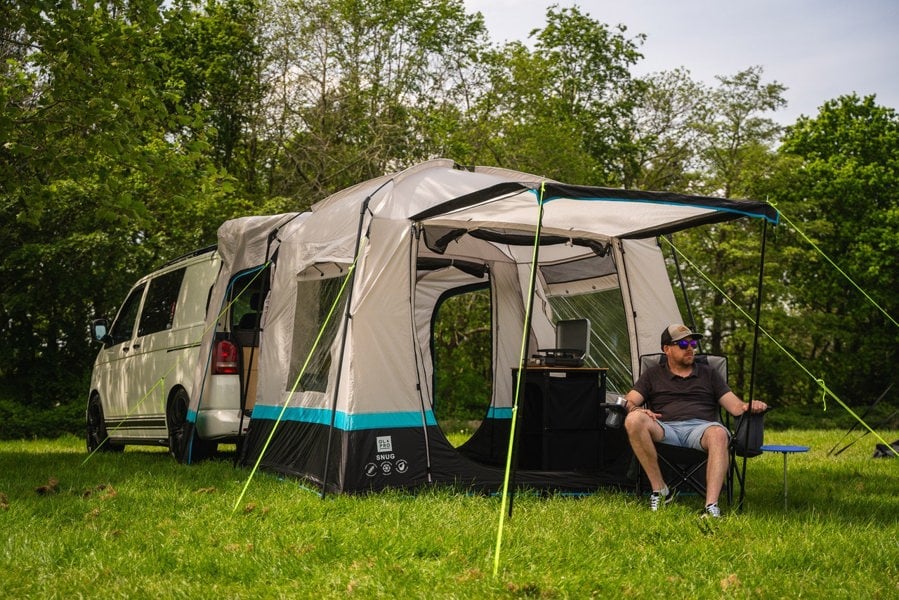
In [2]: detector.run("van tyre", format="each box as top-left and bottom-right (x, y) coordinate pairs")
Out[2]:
(86, 395), (124, 453)
(167, 389), (213, 463)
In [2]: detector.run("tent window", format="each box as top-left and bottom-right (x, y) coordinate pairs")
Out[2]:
(288, 275), (348, 393)
(548, 289), (632, 395)
(540, 254), (616, 285)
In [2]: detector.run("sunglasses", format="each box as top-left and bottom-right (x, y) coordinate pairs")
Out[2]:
(674, 339), (699, 349)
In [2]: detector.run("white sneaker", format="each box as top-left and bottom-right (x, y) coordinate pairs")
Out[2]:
(704, 502), (721, 518)
(649, 487), (677, 511)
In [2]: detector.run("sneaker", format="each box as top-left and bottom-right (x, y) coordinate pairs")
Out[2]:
(649, 487), (677, 511)
(704, 502), (721, 518)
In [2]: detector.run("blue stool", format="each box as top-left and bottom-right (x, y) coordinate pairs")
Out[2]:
(760, 445), (810, 509)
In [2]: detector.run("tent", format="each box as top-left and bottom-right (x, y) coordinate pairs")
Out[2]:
(208, 159), (778, 494)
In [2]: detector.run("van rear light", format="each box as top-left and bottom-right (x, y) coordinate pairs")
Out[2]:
(213, 340), (239, 374)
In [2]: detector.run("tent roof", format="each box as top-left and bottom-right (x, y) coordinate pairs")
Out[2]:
(308, 160), (778, 244)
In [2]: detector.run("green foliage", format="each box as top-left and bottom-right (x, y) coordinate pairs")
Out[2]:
(0, 399), (83, 440)
(0, 434), (896, 597)
(258, 0), (488, 201)
(432, 287), (492, 422)
(0, 0), (259, 407)
(462, 5), (645, 185)
(761, 95), (899, 405)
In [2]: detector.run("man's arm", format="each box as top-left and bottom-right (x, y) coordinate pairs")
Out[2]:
(624, 389), (644, 411)
(719, 391), (768, 416)
(624, 389), (663, 419)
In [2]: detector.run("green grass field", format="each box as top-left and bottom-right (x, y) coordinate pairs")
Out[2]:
(1, 431), (896, 598)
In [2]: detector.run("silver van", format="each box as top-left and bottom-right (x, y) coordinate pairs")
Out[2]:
(86, 246), (262, 459)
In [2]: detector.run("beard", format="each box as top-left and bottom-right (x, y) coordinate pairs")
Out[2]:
(671, 350), (695, 369)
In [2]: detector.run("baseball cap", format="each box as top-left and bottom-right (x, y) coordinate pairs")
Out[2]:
(661, 323), (703, 346)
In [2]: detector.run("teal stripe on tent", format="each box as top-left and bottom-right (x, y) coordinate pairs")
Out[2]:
(487, 406), (513, 419)
(251, 404), (438, 430)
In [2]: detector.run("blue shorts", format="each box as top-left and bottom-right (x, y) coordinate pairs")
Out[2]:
(657, 419), (730, 451)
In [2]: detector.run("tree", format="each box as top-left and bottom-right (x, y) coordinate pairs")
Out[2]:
(656, 67), (787, 398)
(161, 0), (266, 198)
(621, 68), (709, 190)
(0, 0), (249, 406)
(256, 0), (488, 204)
(464, 5), (645, 185)
(762, 95), (899, 405)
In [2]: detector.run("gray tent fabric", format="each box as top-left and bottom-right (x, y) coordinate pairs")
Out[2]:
(193, 159), (776, 493)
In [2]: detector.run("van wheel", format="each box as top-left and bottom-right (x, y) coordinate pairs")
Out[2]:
(86, 395), (124, 453)
(167, 389), (213, 463)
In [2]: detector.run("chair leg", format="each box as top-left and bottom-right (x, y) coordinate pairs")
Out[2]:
(728, 451), (749, 511)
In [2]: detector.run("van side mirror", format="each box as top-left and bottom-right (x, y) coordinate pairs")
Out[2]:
(91, 318), (111, 345)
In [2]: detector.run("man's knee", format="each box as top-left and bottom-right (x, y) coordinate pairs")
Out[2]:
(625, 411), (660, 439)
(702, 424), (729, 450)
(624, 410), (648, 432)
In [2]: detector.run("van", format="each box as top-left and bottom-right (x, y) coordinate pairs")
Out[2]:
(86, 246), (263, 459)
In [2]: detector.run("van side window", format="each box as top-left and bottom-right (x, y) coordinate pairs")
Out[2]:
(138, 268), (186, 337)
(108, 283), (146, 345)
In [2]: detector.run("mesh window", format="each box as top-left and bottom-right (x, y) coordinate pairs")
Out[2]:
(288, 274), (349, 393)
(548, 289), (633, 395)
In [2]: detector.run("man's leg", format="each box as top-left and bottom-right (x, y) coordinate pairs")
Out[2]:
(700, 424), (730, 507)
(625, 411), (666, 491)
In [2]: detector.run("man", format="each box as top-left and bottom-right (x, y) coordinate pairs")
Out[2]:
(623, 324), (768, 517)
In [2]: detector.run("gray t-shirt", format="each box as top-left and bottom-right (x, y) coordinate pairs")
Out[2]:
(632, 361), (731, 422)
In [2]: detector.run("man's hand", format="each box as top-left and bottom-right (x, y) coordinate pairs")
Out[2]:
(745, 400), (768, 414)
(630, 407), (662, 420)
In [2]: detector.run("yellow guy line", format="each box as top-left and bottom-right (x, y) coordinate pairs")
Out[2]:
(494, 181), (546, 577)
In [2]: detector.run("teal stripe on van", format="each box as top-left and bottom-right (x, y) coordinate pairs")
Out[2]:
(250, 404), (438, 430)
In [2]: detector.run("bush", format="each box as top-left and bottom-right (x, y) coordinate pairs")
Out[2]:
(0, 398), (84, 440)
(766, 402), (898, 431)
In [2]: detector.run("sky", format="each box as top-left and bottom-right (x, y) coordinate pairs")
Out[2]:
(462, 0), (899, 125)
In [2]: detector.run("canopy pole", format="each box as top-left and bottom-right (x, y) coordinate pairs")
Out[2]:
(493, 182), (546, 577)
(737, 218), (769, 511)
(320, 196), (372, 498)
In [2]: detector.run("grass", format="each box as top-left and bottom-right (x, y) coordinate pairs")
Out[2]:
(1, 431), (897, 599)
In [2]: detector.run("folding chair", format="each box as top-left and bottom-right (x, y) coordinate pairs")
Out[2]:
(634, 353), (766, 509)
